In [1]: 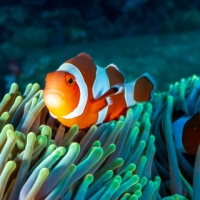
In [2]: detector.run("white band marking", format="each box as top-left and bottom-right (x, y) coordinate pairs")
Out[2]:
(93, 65), (110, 124)
(57, 63), (88, 119)
(124, 82), (136, 107)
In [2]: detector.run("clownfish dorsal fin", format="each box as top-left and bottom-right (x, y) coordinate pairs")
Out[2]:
(90, 84), (124, 114)
(67, 52), (96, 76)
(106, 64), (125, 85)
(66, 52), (95, 69)
(77, 52), (94, 63)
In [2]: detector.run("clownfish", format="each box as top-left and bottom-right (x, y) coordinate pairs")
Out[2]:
(173, 111), (200, 155)
(43, 53), (155, 128)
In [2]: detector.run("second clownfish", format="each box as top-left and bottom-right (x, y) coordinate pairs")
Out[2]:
(173, 111), (200, 155)
(43, 53), (155, 128)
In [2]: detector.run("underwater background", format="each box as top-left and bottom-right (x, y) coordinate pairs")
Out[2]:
(1, 0), (200, 200)
(0, 0), (200, 99)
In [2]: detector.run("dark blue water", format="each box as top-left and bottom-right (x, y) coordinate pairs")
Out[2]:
(0, 0), (200, 98)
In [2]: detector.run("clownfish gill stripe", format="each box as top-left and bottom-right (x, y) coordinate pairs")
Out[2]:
(57, 63), (88, 119)
(172, 117), (188, 153)
(93, 65), (110, 124)
(124, 82), (136, 107)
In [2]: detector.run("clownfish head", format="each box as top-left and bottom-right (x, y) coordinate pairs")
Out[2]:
(43, 71), (80, 118)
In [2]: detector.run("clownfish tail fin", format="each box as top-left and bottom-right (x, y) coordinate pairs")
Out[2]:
(134, 73), (156, 102)
(125, 73), (156, 107)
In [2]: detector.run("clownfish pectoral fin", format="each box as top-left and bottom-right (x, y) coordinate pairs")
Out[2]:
(101, 84), (124, 98)
(90, 84), (124, 114)
(125, 73), (155, 107)
(90, 97), (112, 114)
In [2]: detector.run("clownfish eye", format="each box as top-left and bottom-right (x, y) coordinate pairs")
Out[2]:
(67, 77), (74, 85)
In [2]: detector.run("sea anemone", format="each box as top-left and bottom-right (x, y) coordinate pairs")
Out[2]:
(0, 83), (160, 199)
(151, 75), (200, 200)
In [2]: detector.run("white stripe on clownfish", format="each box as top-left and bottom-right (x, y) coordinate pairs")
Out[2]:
(92, 65), (109, 98)
(125, 73), (154, 107)
(124, 82), (136, 107)
(57, 63), (88, 119)
(93, 65), (110, 125)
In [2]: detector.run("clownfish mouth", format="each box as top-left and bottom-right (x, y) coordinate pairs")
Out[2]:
(44, 88), (66, 99)
(43, 88), (66, 111)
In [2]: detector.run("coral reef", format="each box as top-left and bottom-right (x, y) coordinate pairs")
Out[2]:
(0, 83), (160, 199)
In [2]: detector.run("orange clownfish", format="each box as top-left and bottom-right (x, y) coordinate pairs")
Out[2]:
(173, 111), (200, 155)
(43, 53), (155, 128)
